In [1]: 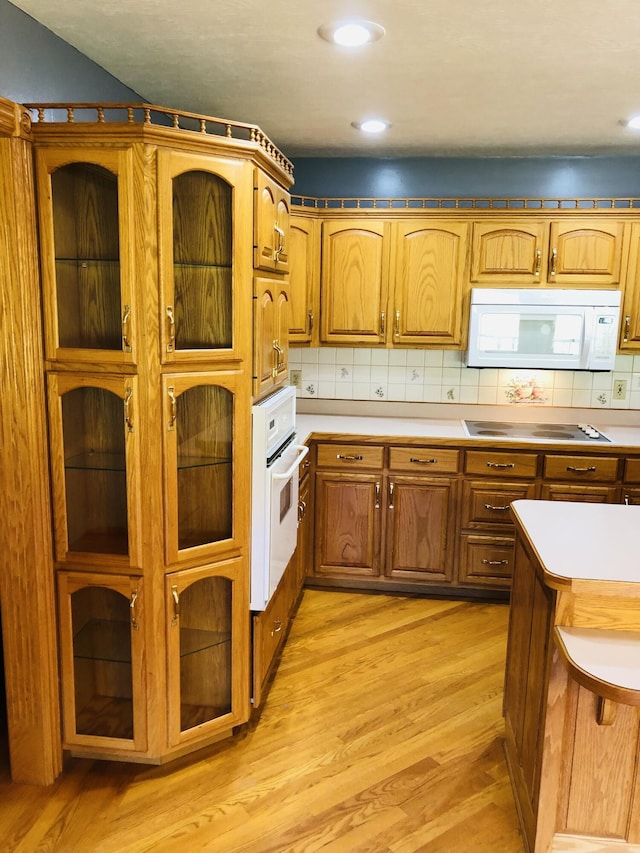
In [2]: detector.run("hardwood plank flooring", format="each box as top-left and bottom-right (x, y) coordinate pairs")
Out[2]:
(0, 590), (524, 852)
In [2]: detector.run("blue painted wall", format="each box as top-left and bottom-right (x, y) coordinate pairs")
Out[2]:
(292, 156), (640, 199)
(1, 0), (639, 199)
(0, 0), (141, 104)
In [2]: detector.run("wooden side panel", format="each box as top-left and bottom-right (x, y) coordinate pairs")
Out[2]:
(0, 111), (62, 783)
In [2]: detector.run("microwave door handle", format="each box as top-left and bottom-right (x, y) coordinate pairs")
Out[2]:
(271, 445), (309, 480)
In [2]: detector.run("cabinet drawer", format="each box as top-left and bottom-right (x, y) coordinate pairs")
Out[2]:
(465, 450), (538, 479)
(458, 535), (513, 588)
(389, 446), (459, 474)
(624, 458), (640, 483)
(461, 480), (537, 528)
(540, 483), (619, 503)
(316, 443), (384, 469)
(543, 454), (619, 482)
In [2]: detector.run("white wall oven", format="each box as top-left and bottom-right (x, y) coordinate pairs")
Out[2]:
(251, 385), (308, 611)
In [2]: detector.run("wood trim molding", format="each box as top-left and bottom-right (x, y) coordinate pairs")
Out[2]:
(0, 97), (32, 140)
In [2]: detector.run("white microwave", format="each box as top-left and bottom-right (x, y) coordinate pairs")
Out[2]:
(466, 288), (621, 371)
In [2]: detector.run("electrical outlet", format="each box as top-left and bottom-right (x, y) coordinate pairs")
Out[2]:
(613, 378), (627, 400)
(290, 369), (302, 389)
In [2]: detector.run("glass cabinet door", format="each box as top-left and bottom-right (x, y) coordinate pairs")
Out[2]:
(35, 149), (135, 365)
(158, 152), (251, 363)
(163, 371), (248, 565)
(47, 373), (141, 569)
(166, 558), (249, 745)
(57, 572), (146, 751)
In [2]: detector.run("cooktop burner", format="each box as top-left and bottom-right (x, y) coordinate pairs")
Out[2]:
(462, 420), (611, 443)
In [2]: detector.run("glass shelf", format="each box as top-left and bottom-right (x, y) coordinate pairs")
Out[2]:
(65, 451), (126, 472)
(173, 261), (232, 270)
(68, 528), (128, 556)
(73, 618), (131, 663)
(179, 626), (230, 658)
(56, 258), (120, 265)
(177, 455), (231, 471)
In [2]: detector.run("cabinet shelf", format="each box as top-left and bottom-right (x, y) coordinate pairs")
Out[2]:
(173, 261), (232, 270)
(73, 618), (132, 663)
(65, 451), (126, 472)
(177, 455), (231, 471)
(68, 528), (128, 555)
(180, 626), (231, 657)
(55, 258), (120, 265)
(75, 694), (134, 740)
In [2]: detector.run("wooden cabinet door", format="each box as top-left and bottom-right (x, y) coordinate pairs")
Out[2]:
(57, 571), (147, 753)
(320, 219), (390, 344)
(254, 169), (290, 273)
(392, 221), (468, 346)
(620, 222), (640, 350)
(288, 215), (319, 344)
(470, 219), (547, 285)
(548, 219), (625, 286)
(313, 471), (382, 577)
(274, 282), (290, 384)
(384, 475), (456, 582)
(253, 276), (289, 396)
(166, 557), (249, 748)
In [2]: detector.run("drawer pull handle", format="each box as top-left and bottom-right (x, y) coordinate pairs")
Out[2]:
(484, 503), (509, 512)
(481, 559), (510, 566)
(410, 457), (437, 465)
(486, 462), (515, 469)
(336, 454), (364, 461)
(388, 481), (395, 510)
(271, 619), (283, 636)
(566, 465), (596, 473)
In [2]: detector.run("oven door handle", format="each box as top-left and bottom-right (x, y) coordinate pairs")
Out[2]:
(271, 445), (309, 480)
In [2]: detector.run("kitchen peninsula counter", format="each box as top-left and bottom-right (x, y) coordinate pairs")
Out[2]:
(504, 500), (640, 853)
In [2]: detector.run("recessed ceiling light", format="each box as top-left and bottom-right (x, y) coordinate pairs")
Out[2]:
(351, 119), (391, 134)
(318, 20), (385, 47)
(626, 115), (640, 129)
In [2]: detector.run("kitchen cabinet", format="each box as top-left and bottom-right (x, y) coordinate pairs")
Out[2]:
(391, 220), (468, 346)
(312, 443), (458, 586)
(320, 220), (391, 345)
(623, 457), (640, 504)
(254, 168), (290, 273)
(253, 275), (290, 398)
(620, 221), (640, 350)
(29, 101), (292, 764)
(540, 452), (620, 503)
(470, 217), (627, 287)
(288, 214), (319, 345)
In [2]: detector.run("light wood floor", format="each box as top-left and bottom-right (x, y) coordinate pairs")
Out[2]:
(0, 590), (525, 852)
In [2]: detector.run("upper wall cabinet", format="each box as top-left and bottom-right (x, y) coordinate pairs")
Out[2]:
(392, 221), (468, 347)
(288, 215), (319, 345)
(621, 222), (640, 350)
(36, 149), (137, 366)
(320, 219), (391, 345)
(470, 218), (627, 287)
(158, 151), (252, 364)
(254, 168), (290, 273)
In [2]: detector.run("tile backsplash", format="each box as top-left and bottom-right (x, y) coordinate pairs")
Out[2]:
(290, 348), (640, 410)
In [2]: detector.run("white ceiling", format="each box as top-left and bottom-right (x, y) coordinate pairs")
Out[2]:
(10, 0), (640, 158)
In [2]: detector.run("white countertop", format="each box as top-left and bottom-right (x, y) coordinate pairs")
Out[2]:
(556, 627), (640, 694)
(511, 499), (640, 585)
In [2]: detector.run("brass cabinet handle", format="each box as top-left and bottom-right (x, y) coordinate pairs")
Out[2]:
(566, 465), (596, 473)
(167, 386), (177, 431)
(271, 619), (283, 636)
(380, 311), (385, 337)
(481, 559), (509, 566)
(274, 221), (285, 261)
(486, 462), (515, 469)
(124, 387), (134, 433)
(336, 453), (363, 461)
(549, 247), (558, 277)
(388, 481), (395, 510)
(298, 498), (306, 523)
(410, 457), (437, 465)
(171, 585), (180, 626)
(130, 589), (140, 630)
(166, 305), (176, 352)
(534, 248), (541, 277)
(623, 315), (631, 343)
(122, 304), (132, 352)
(484, 503), (509, 511)
(375, 482), (381, 509)
(394, 309), (400, 338)
(308, 310), (314, 335)
(272, 339), (283, 378)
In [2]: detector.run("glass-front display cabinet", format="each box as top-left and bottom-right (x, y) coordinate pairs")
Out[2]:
(46, 373), (141, 570)
(35, 149), (136, 366)
(57, 572), (147, 752)
(158, 151), (251, 364)
(166, 558), (248, 746)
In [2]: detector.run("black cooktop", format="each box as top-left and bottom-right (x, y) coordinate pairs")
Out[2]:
(462, 420), (611, 443)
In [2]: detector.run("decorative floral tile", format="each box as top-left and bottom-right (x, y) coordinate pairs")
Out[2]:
(505, 377), (548, 404)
